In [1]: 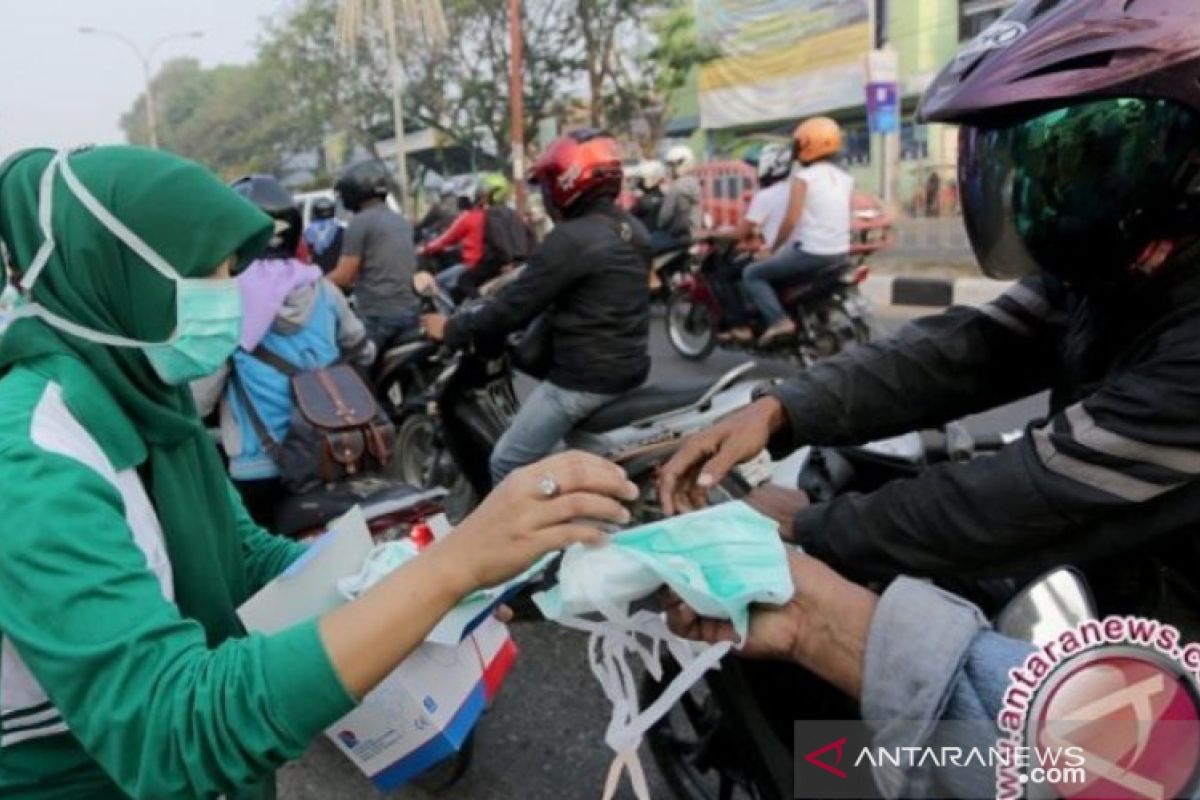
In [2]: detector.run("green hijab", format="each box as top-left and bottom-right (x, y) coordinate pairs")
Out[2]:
(0, 146), (272, 645)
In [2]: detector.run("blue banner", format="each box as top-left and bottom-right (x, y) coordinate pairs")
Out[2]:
(867, 82), (899, 135)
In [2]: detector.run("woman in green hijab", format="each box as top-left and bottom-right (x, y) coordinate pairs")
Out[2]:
(0, 146), (637, 800)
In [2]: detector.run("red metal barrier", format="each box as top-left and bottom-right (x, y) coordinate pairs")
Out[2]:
(696, 161), (757, 231)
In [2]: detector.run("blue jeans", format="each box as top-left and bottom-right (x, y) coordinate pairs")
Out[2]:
(436, 264), (468, 293)
(362, 312), (417, 354)
(489, 381), (618, 485)
(742, 246), (845, 325)
(650, 230), (687, 255)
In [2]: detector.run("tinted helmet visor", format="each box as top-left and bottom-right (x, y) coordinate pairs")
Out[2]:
(960, 97), (1200, 283)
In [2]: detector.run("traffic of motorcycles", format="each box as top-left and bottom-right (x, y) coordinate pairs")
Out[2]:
(189, 138), (896, 797)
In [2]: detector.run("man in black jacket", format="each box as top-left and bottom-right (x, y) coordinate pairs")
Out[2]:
(423, 131), (650, 484)
(660, 0), (1200, 633)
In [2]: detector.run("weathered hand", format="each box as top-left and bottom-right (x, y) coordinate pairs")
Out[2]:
(657, 397), (786, 515)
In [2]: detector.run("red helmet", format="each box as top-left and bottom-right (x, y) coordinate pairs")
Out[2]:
(530, 130), (623, 217)
(919, 0), (1200, 286)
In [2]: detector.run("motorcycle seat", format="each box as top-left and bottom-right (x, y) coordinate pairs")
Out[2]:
(274, 481), (425, 539)
(384, 326), (426, 350)
(776, 260), (852, 306)
(374, 336), (439, 383)
(576, 378), (715, 434)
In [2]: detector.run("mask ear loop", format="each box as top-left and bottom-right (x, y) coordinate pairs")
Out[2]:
(10, 149), (190, 348)
(556, 570), (734, 800)
(18, 150), (66, 293)
(56, 154), (181, 283)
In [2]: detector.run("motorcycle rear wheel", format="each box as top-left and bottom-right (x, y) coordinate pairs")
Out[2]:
(667, 293), (717, 361)
(799, 302), (872, 365)
(392, 412), (478, 522)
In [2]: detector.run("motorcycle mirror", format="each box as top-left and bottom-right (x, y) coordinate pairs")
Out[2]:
(412, 271), (438, 297)
(995, 567), (1096, 647)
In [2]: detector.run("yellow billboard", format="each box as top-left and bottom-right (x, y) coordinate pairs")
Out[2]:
(698, 0), (872, 129)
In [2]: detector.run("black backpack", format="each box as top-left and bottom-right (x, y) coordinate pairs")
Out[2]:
(483, 205), (532, 267)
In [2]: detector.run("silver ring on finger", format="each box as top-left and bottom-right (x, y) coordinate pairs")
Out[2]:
(538, 473), (561, 499)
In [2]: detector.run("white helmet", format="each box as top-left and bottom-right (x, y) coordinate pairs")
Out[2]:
(757, 142), (794, 185)
(665, 145), (697, 177)
(639, 159), (667, 189)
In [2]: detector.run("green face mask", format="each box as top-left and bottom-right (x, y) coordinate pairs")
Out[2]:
(10, 149), (244, 386)
(533, 502), (794, 800)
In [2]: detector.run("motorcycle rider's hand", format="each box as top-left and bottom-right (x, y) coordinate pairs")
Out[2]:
(658, 396), (787, 516)
(421, 313), (448, 342)
(745, 484), (809, 541)
(430, 451), (639, 593)
(664, 550), (877, 698)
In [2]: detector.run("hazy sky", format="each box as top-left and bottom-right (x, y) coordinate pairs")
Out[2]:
(0, 0), (290, 157)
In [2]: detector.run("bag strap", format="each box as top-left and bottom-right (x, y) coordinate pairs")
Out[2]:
(231, 373), (285, 462)
(247, 345), (303, 377)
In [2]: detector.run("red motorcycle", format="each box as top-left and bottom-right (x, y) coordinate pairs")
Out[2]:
(665, 193), (894, 366)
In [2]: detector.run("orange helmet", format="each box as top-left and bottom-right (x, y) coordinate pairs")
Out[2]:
(793, 117), (843, 164)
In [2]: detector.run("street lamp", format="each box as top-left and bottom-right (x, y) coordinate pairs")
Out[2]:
(78, 26), (204, 149)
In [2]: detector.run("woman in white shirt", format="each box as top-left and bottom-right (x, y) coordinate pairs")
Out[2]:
(742, 117), (854, 345)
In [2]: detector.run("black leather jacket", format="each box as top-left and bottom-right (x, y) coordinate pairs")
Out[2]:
(770, 268), (1200, 629)
(444, 201), (652, 395)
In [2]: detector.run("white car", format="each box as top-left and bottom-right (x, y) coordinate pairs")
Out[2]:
(295, 189), (402, 228)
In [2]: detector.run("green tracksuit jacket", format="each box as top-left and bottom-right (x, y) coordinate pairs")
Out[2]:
(0, 355), (356, 798)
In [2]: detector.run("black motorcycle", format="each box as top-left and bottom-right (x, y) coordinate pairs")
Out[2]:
(638, 425), (1029, 800)
(372, 272), (764, 522)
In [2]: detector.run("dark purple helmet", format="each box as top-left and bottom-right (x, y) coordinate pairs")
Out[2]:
(920, 0), (1200, 286)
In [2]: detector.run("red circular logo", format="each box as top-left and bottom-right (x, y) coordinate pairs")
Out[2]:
(1031, 651), (1200, 799)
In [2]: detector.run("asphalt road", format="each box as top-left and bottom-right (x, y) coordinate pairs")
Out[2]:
(278, 309), (1047, 800)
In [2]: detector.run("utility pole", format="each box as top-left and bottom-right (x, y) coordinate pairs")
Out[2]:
(866, 0), (899, 208)
(379, 0), (413, 216)
(508, 0), (527, 214)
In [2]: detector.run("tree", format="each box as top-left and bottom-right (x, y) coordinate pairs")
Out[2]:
(119, 58), (306, 178)
(119, 58), (213, 149)
(258, 0), (581, 187)
(611, 3), (718, 153)
(560, 0), (715, 153)
(572, 0), (640, 128)
(401, 0), (581, 170)
(173, 63), (309, 178)
(259, 0), (396, 187)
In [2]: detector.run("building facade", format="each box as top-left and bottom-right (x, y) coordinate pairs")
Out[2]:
(689, 0), (1017, 211)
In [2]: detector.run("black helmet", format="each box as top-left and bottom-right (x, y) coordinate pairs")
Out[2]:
(335, 160), (389, 213)
(312, 196), (336, 220)
(230, 174), (302, 259)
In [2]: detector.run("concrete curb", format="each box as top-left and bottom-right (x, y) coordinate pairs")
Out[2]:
(862, 274), (1012, 310)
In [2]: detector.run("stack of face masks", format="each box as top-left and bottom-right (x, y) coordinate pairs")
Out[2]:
(533, 501), (794, 800)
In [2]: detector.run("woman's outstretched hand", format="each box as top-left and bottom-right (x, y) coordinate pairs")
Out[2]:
(321, 450), (639, 698)
(432, 451), (640, 594)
